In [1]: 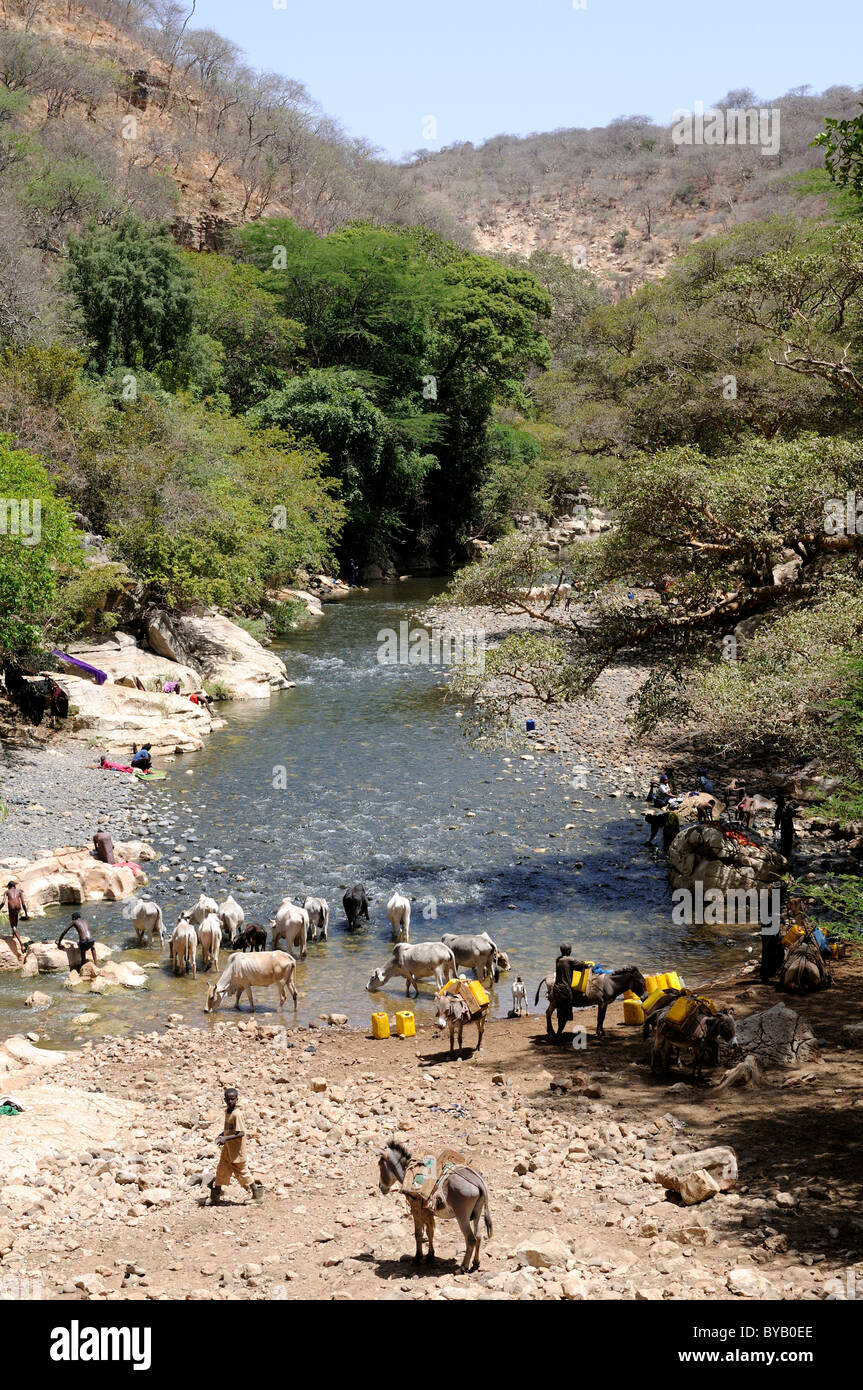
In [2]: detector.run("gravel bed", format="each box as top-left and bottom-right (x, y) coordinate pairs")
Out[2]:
(0, 745), (152, 861)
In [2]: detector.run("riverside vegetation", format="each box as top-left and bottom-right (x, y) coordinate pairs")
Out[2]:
(1, 1), (863, 1307)
(0, 3), (861, 901)
(2, 1), (863, 916)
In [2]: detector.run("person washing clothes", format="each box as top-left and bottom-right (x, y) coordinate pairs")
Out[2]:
(130, 743), (152, 772)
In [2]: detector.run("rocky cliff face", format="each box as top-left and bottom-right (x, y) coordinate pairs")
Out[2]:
(25, 7), (856, 284)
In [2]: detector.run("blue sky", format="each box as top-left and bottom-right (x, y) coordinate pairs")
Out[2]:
(189, 0), (863, 159)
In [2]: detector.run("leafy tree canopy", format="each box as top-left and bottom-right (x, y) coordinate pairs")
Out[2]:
(66, 216), (197, 376)
(0, 435), (82, 654)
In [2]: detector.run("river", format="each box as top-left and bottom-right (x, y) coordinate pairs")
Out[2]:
(0, 580), (744, 1046)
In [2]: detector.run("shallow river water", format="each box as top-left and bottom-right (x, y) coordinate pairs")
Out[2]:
(1, 581), (743, 1045)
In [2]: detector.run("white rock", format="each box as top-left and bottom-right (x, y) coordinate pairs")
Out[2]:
(513, 1231), (572, 1269)
(655, 1146), (738, 1194)
(146, 609), (293, 700)
(727, 1267), (776, 1298)
(678, 1169), (721, 1205)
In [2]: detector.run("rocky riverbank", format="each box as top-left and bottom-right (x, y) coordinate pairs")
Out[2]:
(1, 952), (860, 1302)
(418, 592), (863, 881)
(0, 746), (150, 862)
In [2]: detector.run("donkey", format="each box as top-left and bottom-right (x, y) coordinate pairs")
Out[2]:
(780, 937), (831, 993)
(535, 965), (647, 1037)
(378, 1141), (493, 1272)
(648, 1002), (737, 1080)
(434, 990), (487, 1057)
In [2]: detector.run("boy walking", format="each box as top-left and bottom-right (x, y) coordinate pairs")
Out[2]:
(208, 1087), (263, 1204)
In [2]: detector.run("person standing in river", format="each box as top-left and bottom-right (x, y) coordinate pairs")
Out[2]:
(0, 881), (30, 952)
(57, 911), (97, 966)
(208, 1087), (263, 1204)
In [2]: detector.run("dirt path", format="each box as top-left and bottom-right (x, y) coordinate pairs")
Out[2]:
(2, 953), (861, 1303)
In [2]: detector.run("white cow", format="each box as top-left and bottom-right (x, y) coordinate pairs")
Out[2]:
(130, 898), (165, 948)
(218, 894), (244, 943)
(386, 891), (411, 942)
(440, 932), (501, 984)
(367, 941), (456, 998)
(303, 897), (329, 941)
(270, 899), (309, 960)
(205, 951), (298, 1013)
(171, 918), (197, 976)
(197, 912), (221, 971)
(189, 893), (219, 926)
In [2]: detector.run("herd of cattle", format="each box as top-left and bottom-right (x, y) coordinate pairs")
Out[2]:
(125, 886), (736, 1077)
(126, 885), (509, 1022)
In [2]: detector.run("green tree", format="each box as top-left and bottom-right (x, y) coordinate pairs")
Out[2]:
(103, 395), (344, 609)
(426, 252), (551, 541)
(184, 252), (303, 411)
(235, 219), (550, 555)
(813, 105), (863, 196)
(533, 219), (861, 460)
(0, 435), (81, 653)
(248, 368), (438, 546)
(234, 219), (448, 398)
(66, 216), (196, 376)
(521, 251), (606, 363)
(444, 434), (863, 748)
(476, 420), (543, 536)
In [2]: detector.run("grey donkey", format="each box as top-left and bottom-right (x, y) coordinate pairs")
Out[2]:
(378, 1141), (493, 1272)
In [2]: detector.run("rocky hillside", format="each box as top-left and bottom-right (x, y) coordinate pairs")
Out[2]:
(407, 88), (861, 284)
(5, 5), (853, 279)
(2, 0), (460, 250)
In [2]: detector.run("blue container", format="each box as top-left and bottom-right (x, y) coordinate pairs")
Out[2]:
(525, 719), (536, 732)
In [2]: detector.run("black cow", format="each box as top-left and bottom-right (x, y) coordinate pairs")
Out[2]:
(232, 922), (267, 952)
(343, 883), (370, 929)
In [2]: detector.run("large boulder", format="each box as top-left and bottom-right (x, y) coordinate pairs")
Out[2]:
(24, 990), (51, 1009)
(305, 574), (352, 602)
(29, 944), (71, 973)
(513, 1231), (572, 1269)
(734, 1003), (818, 1068)
(267, 587), (324, 619)
(30, 940), (113, 973)
(11, 841), (153, 920)
(59, 674), (220, 755)
(0, 1034), (68, 1076)
(667, 823), (786, 919)
(656, 1147), (738, 1204)
(0, 937), (24, 971)
(145, 609), (293, 700)
(97, 959), (148, 989)
(774, 763), (844, 804)
(63, 635), (201, 692)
